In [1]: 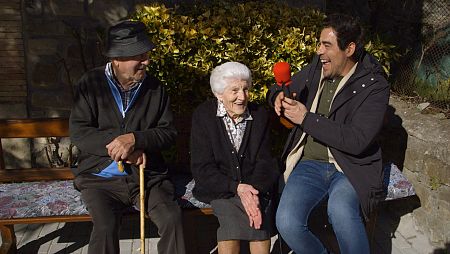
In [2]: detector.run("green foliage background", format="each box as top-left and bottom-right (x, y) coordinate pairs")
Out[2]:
(133, 1), (398, 113)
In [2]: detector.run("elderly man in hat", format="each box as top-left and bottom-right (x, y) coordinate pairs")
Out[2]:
(69, 20), (185, 254)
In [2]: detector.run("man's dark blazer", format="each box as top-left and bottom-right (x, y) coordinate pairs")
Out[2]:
(267, 51), (390, 219)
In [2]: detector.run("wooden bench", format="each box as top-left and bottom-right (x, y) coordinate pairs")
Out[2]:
(1, 118), (414, 254)
(0, 118), (215, 254)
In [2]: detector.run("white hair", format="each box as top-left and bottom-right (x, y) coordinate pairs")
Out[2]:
(210, 62), (252, 95)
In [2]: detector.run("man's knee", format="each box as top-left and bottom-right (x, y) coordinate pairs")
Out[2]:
(93, 219), (120, 236)
(275, 207), (289, 230)
(327, 199), (362, 226)
(276, 206), (304, 235)
(149, 202), (183, 230)
(89, 206), (121, 236)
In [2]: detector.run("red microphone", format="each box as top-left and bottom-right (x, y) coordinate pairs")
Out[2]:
(273, 62), (292, 98)
(272, 62), (295, 129)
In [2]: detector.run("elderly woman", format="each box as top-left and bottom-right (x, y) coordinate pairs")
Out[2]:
(190, 62), (279, 254)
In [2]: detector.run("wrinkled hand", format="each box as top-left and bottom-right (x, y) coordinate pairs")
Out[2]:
(125, 149), (146, 166)
(281, 95), (308, 125)
(237, 184), (262, 229)
(106, 133), (135, 162)
(274, 91), (285, 116)
(248, 204), (263, 229)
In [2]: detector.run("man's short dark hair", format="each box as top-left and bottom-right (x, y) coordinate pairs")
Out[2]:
(323, 14), (364, 61)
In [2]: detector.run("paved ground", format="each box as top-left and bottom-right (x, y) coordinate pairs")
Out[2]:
(2, 197), (446, 254)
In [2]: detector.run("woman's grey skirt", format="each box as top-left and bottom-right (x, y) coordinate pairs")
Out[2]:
(210, 195), (274, 241)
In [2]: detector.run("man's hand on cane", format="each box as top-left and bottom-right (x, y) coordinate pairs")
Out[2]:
(106, 133), (136, 161)
(126, 149), (146, 166)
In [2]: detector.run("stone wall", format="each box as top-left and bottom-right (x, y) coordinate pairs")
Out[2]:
(0, 0), (26, 104)
(22, 0), (135, 118)
(384, 96), (450, 248)
(0, 0), (27, 117)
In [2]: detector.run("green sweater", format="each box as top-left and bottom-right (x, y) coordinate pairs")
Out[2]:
(302, 77), (342, 162)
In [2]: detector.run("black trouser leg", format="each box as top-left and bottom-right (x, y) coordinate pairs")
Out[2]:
(148, 201), (186, 254)
(80, 188), (125, 254)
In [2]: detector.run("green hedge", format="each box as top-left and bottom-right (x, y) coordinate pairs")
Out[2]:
(134, 1), (398, 113)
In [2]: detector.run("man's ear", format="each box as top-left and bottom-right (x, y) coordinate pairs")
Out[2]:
(111, 58), (119, 68)
(346, 42), (356, 58)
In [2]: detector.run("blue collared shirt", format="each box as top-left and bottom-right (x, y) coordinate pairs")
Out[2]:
(93, 63), (145, 177)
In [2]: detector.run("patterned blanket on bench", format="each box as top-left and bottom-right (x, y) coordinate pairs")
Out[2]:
(0, 174), (209, 219)
(0, 180), (87, 218)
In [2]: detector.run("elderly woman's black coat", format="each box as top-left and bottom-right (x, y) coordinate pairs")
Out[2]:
(190, 100), (280, 203)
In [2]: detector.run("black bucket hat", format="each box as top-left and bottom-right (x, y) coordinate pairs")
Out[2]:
(104, 20), (155, 58)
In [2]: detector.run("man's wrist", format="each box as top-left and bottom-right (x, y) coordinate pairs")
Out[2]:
(300, 111), (308, 125)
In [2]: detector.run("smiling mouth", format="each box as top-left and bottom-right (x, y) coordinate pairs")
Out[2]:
(321, 59), (331, 66)
(233, 104), (246, 109)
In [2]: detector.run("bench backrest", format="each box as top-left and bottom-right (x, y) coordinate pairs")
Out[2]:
(0, 118), (69, 140)
(0, 118), (74, 182)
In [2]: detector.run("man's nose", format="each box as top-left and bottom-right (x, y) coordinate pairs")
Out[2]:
(142, 58), (150, 65)
(317, 44), (324, 55)
(140, 53), (150, 65)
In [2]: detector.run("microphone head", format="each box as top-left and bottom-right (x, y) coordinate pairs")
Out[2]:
(273, 62), (292, 86)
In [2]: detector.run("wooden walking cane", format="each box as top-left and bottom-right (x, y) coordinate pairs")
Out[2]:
(139, 153), (147, 254)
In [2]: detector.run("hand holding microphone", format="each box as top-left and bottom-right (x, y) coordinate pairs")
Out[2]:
(273, 62), (295, 128)
(273, 62), (293, 99)
(272, 62), (308, 127)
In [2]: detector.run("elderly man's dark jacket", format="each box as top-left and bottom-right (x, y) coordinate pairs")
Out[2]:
(267, 52), (390, 219)
(70, 66), (177, 180)
(190, 100), (280, 203)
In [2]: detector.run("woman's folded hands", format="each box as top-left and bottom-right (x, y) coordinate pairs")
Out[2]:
(237, 183), (263, 229)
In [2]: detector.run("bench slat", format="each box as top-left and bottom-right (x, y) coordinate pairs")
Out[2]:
(0, 118), (68, 138)
(0, 215), (92, 225)
(183, 208), (214, 216)
(0, 167), (74, 183)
